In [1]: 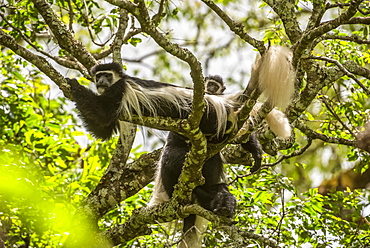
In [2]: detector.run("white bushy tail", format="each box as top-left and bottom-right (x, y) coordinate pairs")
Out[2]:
(247, 46), (295, 138)
(257, 46), (295, 110)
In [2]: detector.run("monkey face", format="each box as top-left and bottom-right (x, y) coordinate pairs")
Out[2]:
(205, 75), (226, 95)
(206, 79), (226, 95)
(95, 72), (114, 94)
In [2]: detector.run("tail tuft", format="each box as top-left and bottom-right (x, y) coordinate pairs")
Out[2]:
(265, 109), (292, 139)
(250, 103), (292, 139)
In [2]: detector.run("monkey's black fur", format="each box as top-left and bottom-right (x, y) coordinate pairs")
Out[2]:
(161, 132), (237, 233)
(68, 78), (124, 139)
(161, 75), (262, 236)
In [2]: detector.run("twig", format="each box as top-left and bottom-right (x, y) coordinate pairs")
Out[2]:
(323, 34), (370, 45)
(201, 0), (265, 54)
(296, 121), (355, 146)
(0, 12), (90, 78)
(310, 55), (370, 95)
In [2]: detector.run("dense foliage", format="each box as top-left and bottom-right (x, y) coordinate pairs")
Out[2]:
(1, 0), (369, 247)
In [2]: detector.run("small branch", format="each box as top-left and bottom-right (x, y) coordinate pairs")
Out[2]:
(94, 27), (142, 60)
(201, 0), (265, 54)
(325, 2), (352, 10)
(0, 12), (90, 78)
(225, 225), (280, 248)
(151, 0), (166, 26)
(67, 0), (74, 31)
(112, 9), (130, 65)
(263, 0), (303, 43)
(322, 34), (370, 45)
(0, 29), (70, 96)
(310, 55), (370, 95)
(343, 60), (370, 80)
(293, 0), (362, 64)
(345, 16), (370, 25)
(286, 59), (345, 123)
(81, 0), (115, 47)
(320, 96), (356, 137)
(295, 121), (355, 147)
(262, 138), (313, 169)
(306, 0), (326, 30)
(121, 50), (164, 63)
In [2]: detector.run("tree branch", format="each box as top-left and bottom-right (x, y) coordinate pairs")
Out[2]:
(83, 146), (161, 219)
(345, 16), (370, 25)
(322, 34), (370, 45)
(0, 12), (90, 78)
(296, 121), (355, 146)
(310, 56), (370, 95)
(201, 0), (265, 54)
(343, 60), (370, 80)
(0, 29), (70, 95)
(263, 0), (303, 43)
(31, 0), (97, 69)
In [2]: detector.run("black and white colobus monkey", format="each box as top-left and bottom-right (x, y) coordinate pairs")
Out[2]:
(66, 46), (295, 248)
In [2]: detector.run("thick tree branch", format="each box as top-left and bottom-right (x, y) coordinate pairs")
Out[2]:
(264, 0), (303, 43)
(106, 201), (235, 246)
(31, 0), (97, 69)
(82, 146), (161, 220)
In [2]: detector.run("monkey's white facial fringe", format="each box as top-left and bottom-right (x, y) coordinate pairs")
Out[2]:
(258, 46), (296, 110)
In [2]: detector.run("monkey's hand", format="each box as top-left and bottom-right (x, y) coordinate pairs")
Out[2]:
(65, 78), (82, 91)
(65, 77), (96, 102)
(210, 185), (236, 218)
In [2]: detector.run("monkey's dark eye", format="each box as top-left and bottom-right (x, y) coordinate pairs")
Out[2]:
(208, 82), (219, 89)
(96, 73), (112, 81)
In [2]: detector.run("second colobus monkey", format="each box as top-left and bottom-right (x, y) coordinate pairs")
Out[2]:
(66, 46), (295, 248)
